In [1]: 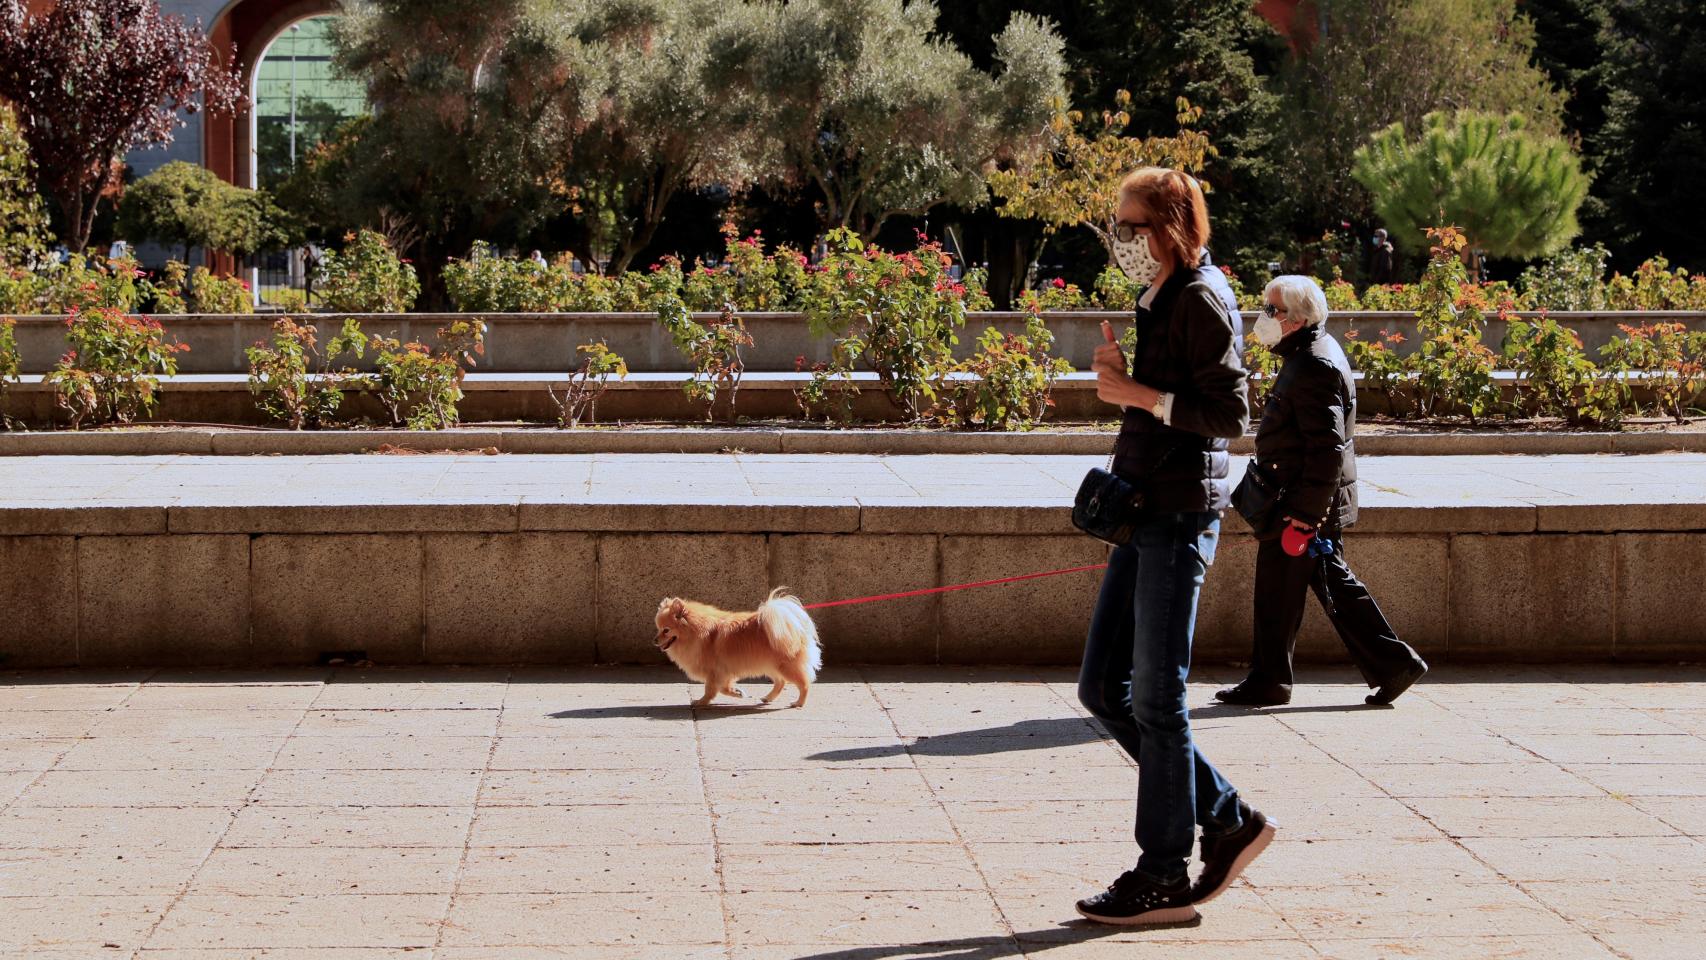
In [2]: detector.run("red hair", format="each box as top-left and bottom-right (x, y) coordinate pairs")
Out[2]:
(1119, 168), (1210, 269)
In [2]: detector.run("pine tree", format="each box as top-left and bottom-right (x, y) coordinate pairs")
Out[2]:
(1352, 111), (1588, 277)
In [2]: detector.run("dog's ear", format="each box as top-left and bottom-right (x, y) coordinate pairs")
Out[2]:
(670, 598), (686, 616)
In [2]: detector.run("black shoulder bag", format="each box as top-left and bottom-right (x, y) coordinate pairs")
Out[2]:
(1232, 460), (1286, 539)
(1072, 454), (1145, 547)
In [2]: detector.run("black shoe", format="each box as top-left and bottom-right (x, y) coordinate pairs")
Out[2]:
(1366, 658), (1429, 705)
(1214, 680), (1292, 707)
(1075, 869), (1200, 926)
(1190, 801), (1278, 904)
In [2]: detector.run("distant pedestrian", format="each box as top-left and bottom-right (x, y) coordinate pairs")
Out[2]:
(1368, 229), (1396, 285)
(530, 249), (547, 268)
(1220, 276), (1428, 708)
(107, 238), (130, 261)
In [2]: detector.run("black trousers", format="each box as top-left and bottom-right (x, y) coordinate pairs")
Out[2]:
(1249, 536), (1423, 688)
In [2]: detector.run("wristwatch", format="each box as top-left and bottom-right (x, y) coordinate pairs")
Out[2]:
(1150, 392), (1168, 422)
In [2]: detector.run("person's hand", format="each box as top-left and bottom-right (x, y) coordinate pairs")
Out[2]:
(1284, 516), (1316, 534)
(1091, 321), (1126, 378)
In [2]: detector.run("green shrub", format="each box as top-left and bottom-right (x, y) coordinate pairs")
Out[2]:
(317, 229), (419, 313)
(1520, 244), (1609, 311)
(933, 315), (1073, 430)
(658, 300), (751, 424)
(45, 306), (186, 428)
(187, 267), (252, 314)
(550, 341), (628, 427)
(1503, 314), (1598, 422)
(0, 316), (18, 427)
(246, 317), (366, 429)
(1601, 322), (1706, 423)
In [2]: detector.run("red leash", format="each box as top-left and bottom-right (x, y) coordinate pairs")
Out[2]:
(802, 563), (1110, 610)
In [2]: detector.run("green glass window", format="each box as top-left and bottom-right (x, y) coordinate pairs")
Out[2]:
(252, 16), (367, 189)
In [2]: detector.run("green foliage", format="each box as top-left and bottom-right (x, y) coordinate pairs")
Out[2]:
(1503, 314), (1598, 422)
(44, 305), (186, 429)
(800, 228), (968, 420)
(1242, 337), (1282, 418)
(1590, 0), (1706, 271)
(245, 317), (367, 430)
(1341, 329), (1412, 416)
(187, 267), (252, 315)
(1519, 244), (1610, 312)
(367, 319), (485, 430)
(118, 161), (296, 260)
(657, 300), (751, 423)
(710, 0), (1067, 239)
(1600, 322), (1706, 424)
(550, 341), (629, 428)
(316, 229), (420, 313)
(1276, 0), (1568, 227)
(1605, 257), (1706, 312)
(1408, 228), (1501, 421)
(987, 92), (1214, 266)
(3, 255), (147, 314)
(933, 315), (1072, 430)
(0, 105), (51, 267)
(0, 316), (18, 427)
(1353, 112), (1587, 270)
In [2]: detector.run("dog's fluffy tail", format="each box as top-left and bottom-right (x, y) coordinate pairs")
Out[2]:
(758, 587), (822, 680)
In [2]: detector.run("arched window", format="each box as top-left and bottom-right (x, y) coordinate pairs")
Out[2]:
(251, 15), (365, 189)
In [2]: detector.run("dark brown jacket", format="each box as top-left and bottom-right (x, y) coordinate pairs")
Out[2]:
(1252, 323), (1359, 534)
(1110, 265), (1251, 512)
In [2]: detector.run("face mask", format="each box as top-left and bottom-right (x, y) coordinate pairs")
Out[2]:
(1113, 233), (1162, 287)
(1252, 314), (1286, 347)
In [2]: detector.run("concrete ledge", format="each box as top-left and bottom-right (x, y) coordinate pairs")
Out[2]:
(5, 424), (1706, 458)
(11, 309), (1704, 374)
(5, 370), (1699, 429)
(2, 452), (1702, 668)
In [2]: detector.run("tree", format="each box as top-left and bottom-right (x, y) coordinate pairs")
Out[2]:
(117, 161), (295, 263)
(329, 0), (600, 304)
(552, 0), (760, 274)
(706, 0), (1067, 240)
(1352, 111), (1587, 277)
(1277, 0), (1568, 229)
(0, 0), (244, 252)
(0, 103), (50, 266)
(987, 92), (1214, 266)
(931, 1), (1285, 273)
(1590, 0), (1706, 269)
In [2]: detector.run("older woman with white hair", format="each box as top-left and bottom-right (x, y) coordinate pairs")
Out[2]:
(1217, 275), (1428, 708)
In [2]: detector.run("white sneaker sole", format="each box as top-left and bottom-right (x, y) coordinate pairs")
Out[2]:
(1074, 903), (1200, 926)
(1195, 818), (1278, 905)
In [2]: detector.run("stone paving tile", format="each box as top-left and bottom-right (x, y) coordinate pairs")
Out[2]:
(456, 844), (719, 894)
(252, 769), (484, 807)
(0, 895), (166, 952)
(144, 894), (449, 950)
(0, 665), (1703, 955)
(13, 769), (266, 808)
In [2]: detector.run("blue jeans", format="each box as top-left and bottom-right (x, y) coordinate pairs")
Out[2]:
(1078, 511), (1243, 882)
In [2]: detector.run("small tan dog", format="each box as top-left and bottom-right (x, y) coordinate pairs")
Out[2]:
(654, 588), (822, 708)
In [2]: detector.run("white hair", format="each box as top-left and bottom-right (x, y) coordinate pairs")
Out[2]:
(1262, 275), (1329, 328)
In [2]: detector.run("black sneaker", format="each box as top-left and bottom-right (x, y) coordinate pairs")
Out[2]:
(1190, 801), (1278, 904)
(1075, 869), (1200, 926)
(1214, 680), (1292, 707)
(1366, 658), (1429, 705)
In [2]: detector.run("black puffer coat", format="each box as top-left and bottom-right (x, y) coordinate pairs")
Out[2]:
(1252, 323), (1359, 535)
(1109, 265), (1250, 512)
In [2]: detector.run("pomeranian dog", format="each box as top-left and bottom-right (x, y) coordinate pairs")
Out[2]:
(654, 588), (822, 708)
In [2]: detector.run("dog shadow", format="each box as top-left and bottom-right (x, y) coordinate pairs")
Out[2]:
(546, 701), (792, 722)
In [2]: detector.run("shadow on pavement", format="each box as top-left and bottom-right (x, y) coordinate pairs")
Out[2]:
(807, 717), (1106, 762)
(778, 919), (1195, 959)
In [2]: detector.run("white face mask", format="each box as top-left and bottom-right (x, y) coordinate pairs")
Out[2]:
(1113, 233), (1162, 288)
(1252, 314), (1286, 347)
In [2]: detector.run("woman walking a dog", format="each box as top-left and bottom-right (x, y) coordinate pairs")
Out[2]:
(1075, 168), (1276, 926)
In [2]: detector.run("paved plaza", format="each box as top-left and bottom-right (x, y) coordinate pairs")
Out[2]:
(4, 452), (1706, 511)
(0, 664), (1702, 958)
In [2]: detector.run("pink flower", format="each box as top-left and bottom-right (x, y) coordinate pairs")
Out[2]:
(1051, 278), (1066, 289)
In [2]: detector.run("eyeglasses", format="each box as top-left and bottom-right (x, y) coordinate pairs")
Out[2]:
(1112, 221), (1152, 243)
(1260, 303), (1289, 318)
